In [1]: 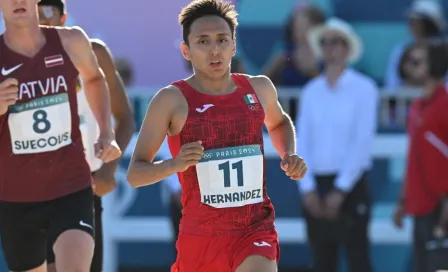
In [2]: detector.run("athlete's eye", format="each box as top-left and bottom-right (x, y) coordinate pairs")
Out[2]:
(219, 38), (228, 43)
(198, 40), (207, 44)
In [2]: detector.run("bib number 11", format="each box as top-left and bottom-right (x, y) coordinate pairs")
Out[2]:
(218, 160), (244, 188)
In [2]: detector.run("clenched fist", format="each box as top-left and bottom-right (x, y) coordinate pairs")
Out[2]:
(173, 141), (204, 172)
(95, 137), (122, 163)
(0, 78), (19, 115)
(280, 153), (307, 180)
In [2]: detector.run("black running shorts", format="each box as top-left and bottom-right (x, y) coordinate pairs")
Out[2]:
(0, 187), (95, 271)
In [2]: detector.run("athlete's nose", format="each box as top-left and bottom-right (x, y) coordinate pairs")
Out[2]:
(210, 42), (220, 56)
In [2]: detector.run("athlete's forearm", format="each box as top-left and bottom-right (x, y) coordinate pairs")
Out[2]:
(267, 114), (296, 159)
(84, 77), (114, 138)
(127, 158), (179, 188)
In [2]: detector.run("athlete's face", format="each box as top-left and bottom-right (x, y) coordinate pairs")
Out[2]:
(38, 5), (66, 26)
(181, 15), (236, 80)
(0, 0), (40, 25)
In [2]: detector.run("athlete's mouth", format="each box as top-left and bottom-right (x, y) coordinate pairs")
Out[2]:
(209, 61), (222, 66)
(13, 8), (26, 14)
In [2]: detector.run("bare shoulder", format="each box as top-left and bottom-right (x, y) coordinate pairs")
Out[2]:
(90, 38), (108, 53)
(245, 74), (277, 101)
(150, 84), (186, 109)
(246, 74), (274, 89)
(56, 26), (89, 44)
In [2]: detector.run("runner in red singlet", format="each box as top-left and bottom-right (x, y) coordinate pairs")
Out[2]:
(0, 0), (121, 271)
(127, 0), (307, 271)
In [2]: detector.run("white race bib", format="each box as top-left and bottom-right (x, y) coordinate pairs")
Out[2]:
(8, 93), (72, 154)
(196, 144), (264, 208)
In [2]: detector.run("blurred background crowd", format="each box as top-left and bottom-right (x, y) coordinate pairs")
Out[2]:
(2, 0), (448, 271)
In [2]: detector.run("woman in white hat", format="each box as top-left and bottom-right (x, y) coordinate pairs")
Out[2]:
(298, 17), (377, 272)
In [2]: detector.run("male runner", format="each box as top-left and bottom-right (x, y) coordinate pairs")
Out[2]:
(0, 0), (121, 271)
(127, 0), (307, 271)
(37, 1), (136, 271)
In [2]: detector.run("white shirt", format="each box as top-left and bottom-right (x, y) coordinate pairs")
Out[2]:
(296, 68), (378, 193)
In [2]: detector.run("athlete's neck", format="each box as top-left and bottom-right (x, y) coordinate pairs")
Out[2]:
(189, 72), (234, 94)
(4, 21), (45, 58)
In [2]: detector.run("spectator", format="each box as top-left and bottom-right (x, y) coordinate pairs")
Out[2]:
(393, 41), (448, 272)
(263, 2), (325, 86)
(398, 43), (428, 88)
(385, 0), (445, 90)
(297, 18), (378, 272)
(262, 2), (325, 119)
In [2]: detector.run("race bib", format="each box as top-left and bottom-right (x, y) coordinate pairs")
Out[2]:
(196, 144), (264, 209)
(8, 93), (72, 154)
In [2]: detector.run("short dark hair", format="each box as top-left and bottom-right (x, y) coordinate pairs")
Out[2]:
(38, 0), (66, 15)
(178, 0), (238, 45)
(426, 40), (448, 79)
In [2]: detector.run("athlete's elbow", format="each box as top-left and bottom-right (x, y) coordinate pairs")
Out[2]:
(126, 165), (145, 188)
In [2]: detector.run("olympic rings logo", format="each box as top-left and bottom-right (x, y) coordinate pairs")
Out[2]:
(248, 104), (260, 110)
(202, 153), (213, 159)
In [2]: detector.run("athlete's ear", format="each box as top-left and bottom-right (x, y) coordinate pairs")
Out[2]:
(180, 42), (191, 61)
(60, 14), (67, 26)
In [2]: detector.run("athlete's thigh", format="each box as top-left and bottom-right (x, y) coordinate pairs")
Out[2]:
(54, 229), (94, 271)
(0, 201), (49, 271)
(48, 187), (95, 265)
(172, 234), (231, 272)
(232, 230), (279, 272)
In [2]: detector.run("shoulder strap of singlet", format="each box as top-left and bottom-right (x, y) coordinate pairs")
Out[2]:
(41, 27), (65, 52)
(170, 80), (198, 106)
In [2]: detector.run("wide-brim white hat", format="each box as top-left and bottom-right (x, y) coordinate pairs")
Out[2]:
(406, 0), (445, 31)
(308, 17), (363, 64)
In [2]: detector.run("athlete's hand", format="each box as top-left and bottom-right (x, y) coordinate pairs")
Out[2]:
(95, 137), (122, 163)
(280, 154), (307, 180)
(92, 166), (117, 197)
(173, 141), (204, 172)
(0, 78), (19, 115)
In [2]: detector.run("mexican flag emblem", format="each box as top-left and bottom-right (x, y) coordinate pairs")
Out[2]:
(243, 94), (258, 104)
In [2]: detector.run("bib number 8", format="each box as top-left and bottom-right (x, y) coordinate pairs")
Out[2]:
(33, 110), (51, 134)
(218, 160), (244, 188)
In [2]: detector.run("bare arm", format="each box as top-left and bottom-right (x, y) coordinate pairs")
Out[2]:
(127, 86), (182, 188)
(91, 39), (136, 173)
(59, 27), (113, 138)
(250, 75), (296, 159)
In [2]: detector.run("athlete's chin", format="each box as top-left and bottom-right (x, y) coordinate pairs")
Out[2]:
(205, 71), (228, 81)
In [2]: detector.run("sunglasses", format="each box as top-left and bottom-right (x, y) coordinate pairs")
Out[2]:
(319, 38), (347, 47)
